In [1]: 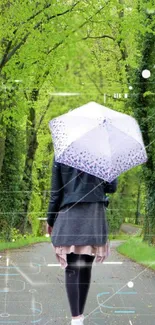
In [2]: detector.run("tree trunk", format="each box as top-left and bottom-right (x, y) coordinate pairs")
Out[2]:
(19, 89), (39, 234)
(0, 126), (6, 178)
(131, 17), (155, 244)
(135, 182), (141, 225)
(0, 125), (23, 241)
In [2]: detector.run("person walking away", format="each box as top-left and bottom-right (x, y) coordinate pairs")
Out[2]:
(46, 156), (117, 325)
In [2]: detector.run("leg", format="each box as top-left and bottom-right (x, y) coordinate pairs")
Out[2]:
(79, 254), (95, 315)
(65, 253), (81, 317)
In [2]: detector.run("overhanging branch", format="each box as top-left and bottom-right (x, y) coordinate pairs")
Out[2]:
(36, 97), (53, 133)
(48, 4), (108, 55)
(0, 1), (80, 71)
(82, 34), (115, 41)
(13, 2), (52, 35)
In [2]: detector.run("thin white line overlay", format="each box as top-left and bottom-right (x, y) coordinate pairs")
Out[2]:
(47, 262), (123, 266)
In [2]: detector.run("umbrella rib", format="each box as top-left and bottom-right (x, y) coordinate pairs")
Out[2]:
(64, 116), (143, 150)
(63, 119), (100, 149)
(109, 122), (143, 146)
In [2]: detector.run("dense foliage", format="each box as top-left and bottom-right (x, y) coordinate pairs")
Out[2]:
(0, 0), (154, 244)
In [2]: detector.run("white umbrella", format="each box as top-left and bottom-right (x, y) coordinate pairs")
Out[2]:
(49, 101), (147, 182)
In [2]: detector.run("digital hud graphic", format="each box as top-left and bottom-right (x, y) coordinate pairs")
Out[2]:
(0, 242), (154, 325)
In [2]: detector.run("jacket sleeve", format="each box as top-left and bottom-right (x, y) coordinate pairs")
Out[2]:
(47, 157), (63, 227)
(103, 178), (118, 194)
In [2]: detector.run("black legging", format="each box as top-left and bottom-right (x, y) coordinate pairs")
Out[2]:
(65, 253), (95, 317)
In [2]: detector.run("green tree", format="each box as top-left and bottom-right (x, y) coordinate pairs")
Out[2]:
(130, 5), (155, 244)
(0, 0), (153, 241)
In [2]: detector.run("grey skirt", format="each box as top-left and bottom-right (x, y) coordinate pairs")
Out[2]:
(51, 202), (108, 247)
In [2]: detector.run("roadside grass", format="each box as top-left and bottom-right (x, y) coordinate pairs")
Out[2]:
(117, 237), (155, 271)
(0, 236), (50, 252)
(109, 231), (133, 240)
(0, 231), (137, 252)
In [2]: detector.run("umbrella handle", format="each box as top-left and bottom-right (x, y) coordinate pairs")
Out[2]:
(104, 196), (109, 208)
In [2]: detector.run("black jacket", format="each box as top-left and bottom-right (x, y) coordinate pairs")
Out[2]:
(47, 157), (117, 227)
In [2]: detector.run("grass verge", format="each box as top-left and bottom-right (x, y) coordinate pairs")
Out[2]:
(109, 231), (132, 240)
(0, 232), (132, 252)
(0, 236), (50, 252)
(117, 237), (155, 271)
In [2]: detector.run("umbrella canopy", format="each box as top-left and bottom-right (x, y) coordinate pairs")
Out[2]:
(49, 101), (147, 182)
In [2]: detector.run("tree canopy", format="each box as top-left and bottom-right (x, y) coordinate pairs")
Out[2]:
(0, 0), (155, 244)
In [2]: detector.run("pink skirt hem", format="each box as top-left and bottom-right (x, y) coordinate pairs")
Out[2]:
(51, 240), (111, 269)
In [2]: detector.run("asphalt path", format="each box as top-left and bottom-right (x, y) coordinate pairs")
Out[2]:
(0, 241), (154, 325)
(120, 224), (142, 235)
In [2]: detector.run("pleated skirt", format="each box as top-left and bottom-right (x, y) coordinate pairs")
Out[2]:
(50, 202), (110, 269)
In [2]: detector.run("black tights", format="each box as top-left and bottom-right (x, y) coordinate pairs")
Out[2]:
(65, 253), (95, 317)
